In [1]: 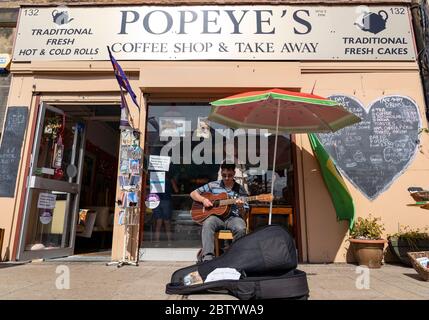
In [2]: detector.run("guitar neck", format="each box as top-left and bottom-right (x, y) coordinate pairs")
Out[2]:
(218, 195), (260, 206)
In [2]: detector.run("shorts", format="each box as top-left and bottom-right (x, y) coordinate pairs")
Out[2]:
(152, 200), (172, 220)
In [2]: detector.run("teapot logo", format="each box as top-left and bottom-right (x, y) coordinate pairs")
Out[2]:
(52, 9), (74, 25)
(354, 8), (388, 34)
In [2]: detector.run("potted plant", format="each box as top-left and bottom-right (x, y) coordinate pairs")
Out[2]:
(388, 225), (429, 267)
(349, 215), (387, 268)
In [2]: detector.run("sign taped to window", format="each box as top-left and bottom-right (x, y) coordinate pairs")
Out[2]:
(37, 193), (57, 209)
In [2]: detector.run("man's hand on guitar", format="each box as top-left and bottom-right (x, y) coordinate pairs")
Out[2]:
(202, 198), (213, 208)
(235, 199), (245, 207)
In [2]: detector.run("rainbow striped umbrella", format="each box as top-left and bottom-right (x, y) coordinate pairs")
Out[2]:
(210, 88), (360, 133)
(209, 88), (361, 224)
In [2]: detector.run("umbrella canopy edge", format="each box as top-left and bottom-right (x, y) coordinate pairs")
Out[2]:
(211, 91), (339, 107)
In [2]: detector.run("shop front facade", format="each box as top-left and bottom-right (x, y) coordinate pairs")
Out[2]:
(1, 2), (428, 263)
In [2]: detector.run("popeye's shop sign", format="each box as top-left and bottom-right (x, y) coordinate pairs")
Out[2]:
(13, 5), (415, 61)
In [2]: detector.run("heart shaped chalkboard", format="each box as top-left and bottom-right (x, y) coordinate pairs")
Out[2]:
(316, 95), (421, 200)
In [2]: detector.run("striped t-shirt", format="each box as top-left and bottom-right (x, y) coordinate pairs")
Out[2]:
(195, 180), (249, 218)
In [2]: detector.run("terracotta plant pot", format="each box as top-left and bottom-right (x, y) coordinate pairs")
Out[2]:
(349, 239), (387, 268)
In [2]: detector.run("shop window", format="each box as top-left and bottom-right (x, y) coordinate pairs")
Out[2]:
(143, 103), (294, 248)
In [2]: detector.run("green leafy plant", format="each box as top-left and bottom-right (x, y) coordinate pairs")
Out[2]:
(43, 116), (62, 141)
(388, 225), (429, 249)
(350, 215), (385, 240)
(418, 128), (429, 154)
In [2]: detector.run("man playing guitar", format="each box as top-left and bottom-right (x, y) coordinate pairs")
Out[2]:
(190, 162), (249, 262)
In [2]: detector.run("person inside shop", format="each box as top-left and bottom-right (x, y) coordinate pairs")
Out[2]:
(153, 171), (179, 247)
(270, 169), (288, 201)
(190, 162), (249, 262)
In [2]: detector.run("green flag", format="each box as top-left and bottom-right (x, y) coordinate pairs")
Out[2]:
(308, 133), (355, 230)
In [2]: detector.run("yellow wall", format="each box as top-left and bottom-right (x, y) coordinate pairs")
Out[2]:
(1, 60), (427, 262)
(298, 69), (428, 263)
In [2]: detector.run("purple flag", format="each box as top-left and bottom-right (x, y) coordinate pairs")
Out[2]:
(107, 46), (140, 110)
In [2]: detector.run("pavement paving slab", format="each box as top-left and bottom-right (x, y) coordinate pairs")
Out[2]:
(0, 261), (427, 300)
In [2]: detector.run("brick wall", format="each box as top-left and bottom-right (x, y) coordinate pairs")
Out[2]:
(0, 26), (14, 135)
(0, 27), (14, 54)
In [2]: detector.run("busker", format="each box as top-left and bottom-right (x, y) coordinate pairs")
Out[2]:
(190, 162), (249, 262)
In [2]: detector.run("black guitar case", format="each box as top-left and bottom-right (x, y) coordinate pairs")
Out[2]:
(165, 225), (309, 300)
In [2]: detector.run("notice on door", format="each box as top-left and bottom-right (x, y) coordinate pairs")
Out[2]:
(148, 155), (171, 172)
(37, 193), (57, 209)
(150, 171), (165, 193)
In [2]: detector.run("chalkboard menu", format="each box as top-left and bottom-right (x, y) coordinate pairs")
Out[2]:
(0, 107), (28, 197)
(317, 95), (420, 200)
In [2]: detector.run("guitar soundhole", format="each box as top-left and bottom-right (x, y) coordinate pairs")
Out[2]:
(212, 200), (220, 207)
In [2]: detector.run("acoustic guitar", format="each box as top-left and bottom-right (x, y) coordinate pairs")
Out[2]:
(191, 192), (273, 224)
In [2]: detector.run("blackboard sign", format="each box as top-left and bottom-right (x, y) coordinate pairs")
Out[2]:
(0, 107), (28, 197)
(317, 95), (420, 200)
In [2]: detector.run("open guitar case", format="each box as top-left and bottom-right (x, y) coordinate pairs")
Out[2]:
(165, 225), (309, 300)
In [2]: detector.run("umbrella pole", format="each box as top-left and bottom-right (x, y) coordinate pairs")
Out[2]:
(268, 100), (281, 225)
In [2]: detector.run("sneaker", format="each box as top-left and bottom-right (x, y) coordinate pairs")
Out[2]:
(196, 248), (203, 263)
(202, 254), (214, 262)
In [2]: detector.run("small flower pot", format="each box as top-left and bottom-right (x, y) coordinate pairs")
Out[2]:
(349, 239), (387, 268)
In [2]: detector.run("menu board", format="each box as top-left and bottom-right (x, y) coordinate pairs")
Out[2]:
(0, 107), (28, 197)
(317, 95), (420, 200)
